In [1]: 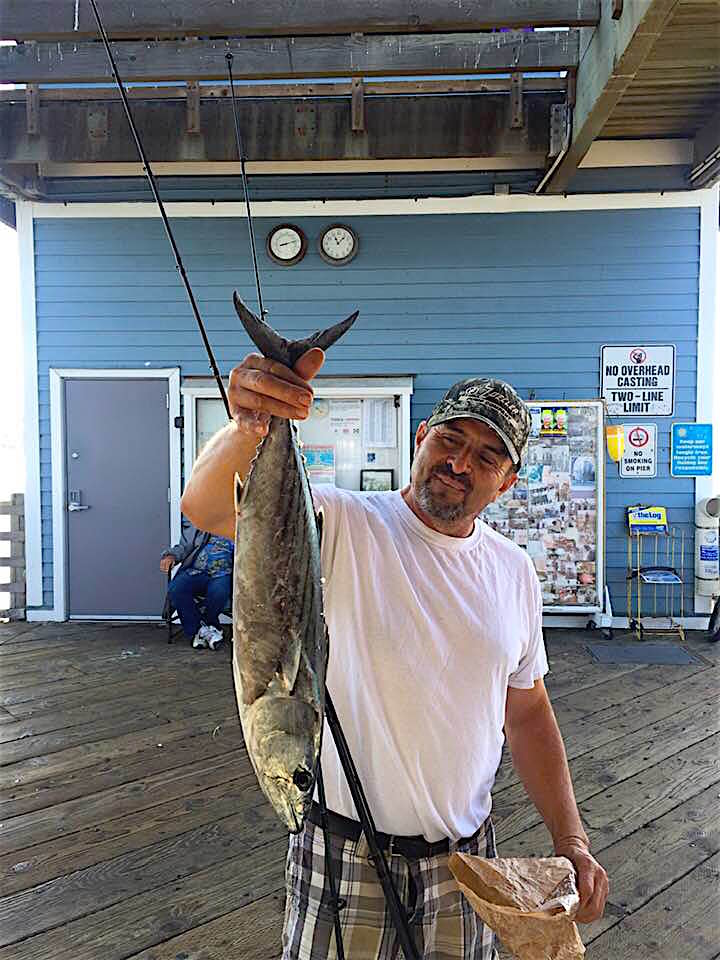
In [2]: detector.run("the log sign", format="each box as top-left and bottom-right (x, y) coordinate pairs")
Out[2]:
(601, 344), (675, 416)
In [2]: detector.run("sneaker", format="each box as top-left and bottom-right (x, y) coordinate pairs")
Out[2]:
(192, 625), (210, 649)
(206, 625), (224, 650)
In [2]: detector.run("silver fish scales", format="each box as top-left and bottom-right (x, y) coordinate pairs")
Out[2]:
(231, 293), (358, 832)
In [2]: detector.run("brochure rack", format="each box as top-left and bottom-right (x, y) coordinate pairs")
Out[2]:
(626, 506), (685, 640)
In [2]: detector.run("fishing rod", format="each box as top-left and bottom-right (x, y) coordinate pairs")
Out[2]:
(88, 4), (418, 956)
(222, 55), (417, 960)
(87, 0), (230, 418)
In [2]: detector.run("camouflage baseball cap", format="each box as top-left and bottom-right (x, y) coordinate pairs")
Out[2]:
(426, 377), (531, 467)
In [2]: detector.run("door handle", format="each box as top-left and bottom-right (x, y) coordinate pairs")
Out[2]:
(68, 502), (91, 512)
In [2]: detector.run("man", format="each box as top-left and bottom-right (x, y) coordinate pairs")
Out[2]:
(160, 520), (233, 650)
(181, 349), (608, 959)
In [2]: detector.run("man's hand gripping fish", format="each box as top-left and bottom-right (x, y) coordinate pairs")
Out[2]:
(231, 293), (358, 832)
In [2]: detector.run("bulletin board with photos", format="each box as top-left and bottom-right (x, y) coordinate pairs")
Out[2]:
(482, 401), (605, 613)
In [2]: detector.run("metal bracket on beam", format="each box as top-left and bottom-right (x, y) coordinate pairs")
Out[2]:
(548, 103), (570, 158)
(510, 74), (524, 129)
(612, 1), (624, 20)
(351, 78), (365, 133)
(26, 84), (39, 135)
(186, 80), (200, 134)
(294, 102), (317, 143)
(87, 105), (108, 143)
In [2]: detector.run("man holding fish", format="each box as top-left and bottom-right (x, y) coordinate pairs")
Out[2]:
(182, 338), (608, 960)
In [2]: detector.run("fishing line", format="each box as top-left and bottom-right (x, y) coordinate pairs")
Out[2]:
(87, 0), (231, 418)
(89, 4), (417, 954)
(225, 53), (267, 321)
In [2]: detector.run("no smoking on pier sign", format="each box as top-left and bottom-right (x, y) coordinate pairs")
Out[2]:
(620, 423), (658, 478)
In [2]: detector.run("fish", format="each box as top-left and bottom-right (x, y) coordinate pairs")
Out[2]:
(231, 292), (358, 832)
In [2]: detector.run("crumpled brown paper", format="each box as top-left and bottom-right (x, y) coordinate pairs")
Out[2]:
(449, 853), (585, 960)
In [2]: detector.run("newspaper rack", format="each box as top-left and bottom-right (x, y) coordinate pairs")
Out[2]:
(626, 506), (685, 641)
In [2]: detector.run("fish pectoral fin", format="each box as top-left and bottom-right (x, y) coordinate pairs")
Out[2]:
(234, 472), (245, 514)
(279, 641), (303, 694)
(315, 508), (324, 551)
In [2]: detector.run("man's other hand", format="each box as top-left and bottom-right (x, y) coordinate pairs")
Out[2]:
(555, 841), (609, 923)
(160, 556), (175, 574)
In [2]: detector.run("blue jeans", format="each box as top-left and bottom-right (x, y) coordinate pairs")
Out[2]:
(168, 570), (232, 639)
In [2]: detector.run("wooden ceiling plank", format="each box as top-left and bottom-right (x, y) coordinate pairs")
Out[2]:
(0, 31), (580, 85)
(0, 1), (601, 40)
(541, 0), (682, 193)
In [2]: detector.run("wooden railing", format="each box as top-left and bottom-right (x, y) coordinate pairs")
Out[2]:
(0, 493), (25, 621)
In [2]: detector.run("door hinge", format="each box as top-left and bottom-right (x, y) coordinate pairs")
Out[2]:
(166, 394), (169, 409)
(174, 415), (184, 428)
(168, 487), (171, 503)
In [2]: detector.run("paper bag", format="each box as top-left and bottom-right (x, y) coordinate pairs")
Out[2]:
(449, 853), (585, 960)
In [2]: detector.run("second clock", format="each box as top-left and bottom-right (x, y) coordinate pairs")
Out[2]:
(319, 223), (358, 265)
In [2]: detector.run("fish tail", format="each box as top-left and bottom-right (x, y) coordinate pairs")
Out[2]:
(233, 292), (358, 367)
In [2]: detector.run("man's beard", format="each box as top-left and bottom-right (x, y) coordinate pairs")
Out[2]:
(415, 468), (471, 522)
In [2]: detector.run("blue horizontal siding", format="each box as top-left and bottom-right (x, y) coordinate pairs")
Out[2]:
(32, 206), (701, 614)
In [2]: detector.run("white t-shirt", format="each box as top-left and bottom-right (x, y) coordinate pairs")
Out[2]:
(312, 486), (548, 843)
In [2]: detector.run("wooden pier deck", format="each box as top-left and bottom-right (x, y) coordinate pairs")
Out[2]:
(0, 621), (718, 959)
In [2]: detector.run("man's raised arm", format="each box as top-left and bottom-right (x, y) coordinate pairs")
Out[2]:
(181, 349), (324, 538)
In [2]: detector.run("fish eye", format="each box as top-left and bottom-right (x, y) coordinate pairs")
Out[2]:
(292, 767), (313, 792)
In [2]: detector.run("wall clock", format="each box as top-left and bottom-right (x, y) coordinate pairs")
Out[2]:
(318, 224), (358, 265)
(266, 224), (307, 266)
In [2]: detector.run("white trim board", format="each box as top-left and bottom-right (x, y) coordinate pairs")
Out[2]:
(48, 368), (181, 621)
(694, 184), (720, 614)
(29, 189), (714, 220)
(17, 201), (42, 608)
(37, 140), (693, 178)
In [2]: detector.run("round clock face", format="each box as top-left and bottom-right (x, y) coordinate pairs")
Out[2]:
(267, 224), (307, 265)
(319, 224), (358, 265)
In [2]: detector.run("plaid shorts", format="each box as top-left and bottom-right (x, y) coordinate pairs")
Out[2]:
(282, 814), (498, 960)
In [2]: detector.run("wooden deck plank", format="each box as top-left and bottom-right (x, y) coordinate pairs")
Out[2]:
(582, 782), (720, 942)
(0, 690), (236, 756)
(125, 892), (286, 960)
(1, 731), (245, 819)
(0, 752), (248, 854)
(0, 712), (240, 791)
(0, 662), (229, 715)
(587, 853), (720, 960)
(0, 775), (265, 896)
(0, 805), (284, 947)
(495, 699), (720, 842)
(493, 665), (720, 792)
(497, 733), (720, 858)
(0, 837), (288, 960)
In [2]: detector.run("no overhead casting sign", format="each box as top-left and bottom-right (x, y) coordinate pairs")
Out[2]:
(601, 344), (675, 416)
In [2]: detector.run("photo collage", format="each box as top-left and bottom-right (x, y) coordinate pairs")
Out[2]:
(482, 403), (601, 608)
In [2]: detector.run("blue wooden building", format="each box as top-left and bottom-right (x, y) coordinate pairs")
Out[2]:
(2, 2), (718, 628)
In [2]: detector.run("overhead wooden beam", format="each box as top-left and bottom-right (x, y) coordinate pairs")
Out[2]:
(0, 92), (560, 165)
(0, 1), (600, 41)
(540, 0), (681, 194)
(0, 31), (580, 85)
(690, 106), (720, 188)
(0, 77), (568, 103)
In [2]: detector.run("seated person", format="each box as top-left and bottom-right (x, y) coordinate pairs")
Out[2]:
(160, 519), (234, 650)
